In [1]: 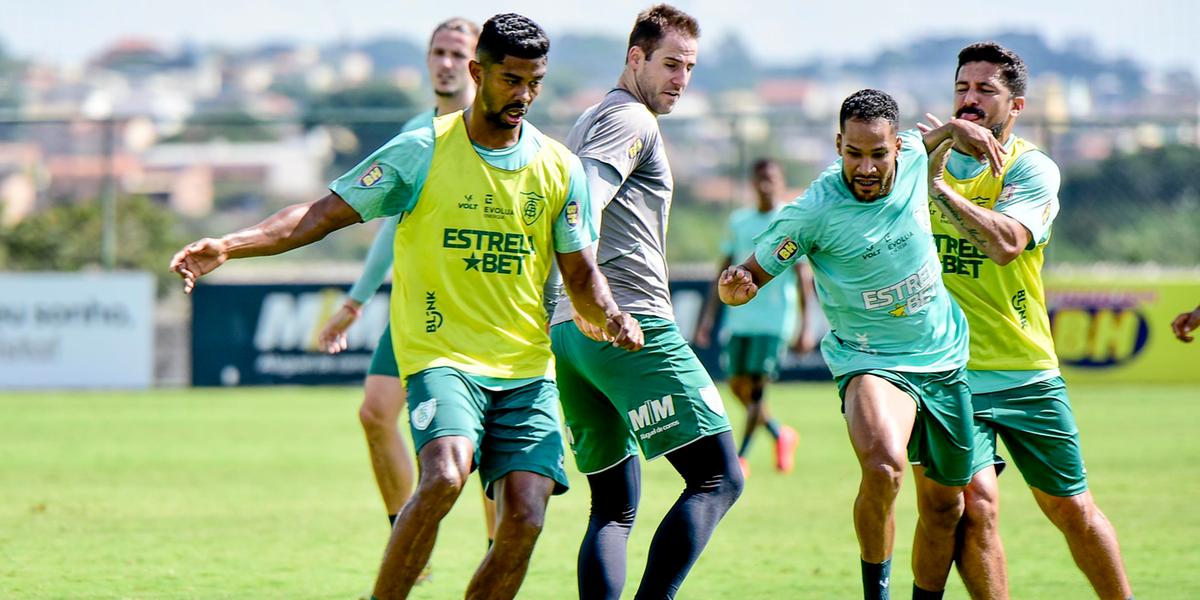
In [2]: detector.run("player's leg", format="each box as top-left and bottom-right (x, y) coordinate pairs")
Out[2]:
(552, 321), (644, 599)
(841, 372), (917, 600)
(750, 335), (798, 472)
(465, 471), (555, 600)
(907, 368), (973, 596)
(954, 392), (1009, 599)
(359, 324), (415, 524)
(469, 378), (570, 599)
(373, 436), (473, 599)
(1031, 489), (1130, 599)
(634, 431), (742, 600)
(997, 378), (1132, 599)
(372, 367), (487, 599)
(579, 457), (641, 600)
(479, 480), (497, 547)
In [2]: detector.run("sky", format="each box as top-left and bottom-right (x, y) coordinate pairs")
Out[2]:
(3, 0), (1197, 74)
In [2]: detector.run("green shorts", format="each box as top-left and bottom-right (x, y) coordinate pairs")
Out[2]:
(837, 368), (974, 487)
(969, 376), (1086, 497)
(724, 334), (784, 378)
(405, 366), (568, 497)
(550, 316), (732, 474)
(367, 323), (400, 378)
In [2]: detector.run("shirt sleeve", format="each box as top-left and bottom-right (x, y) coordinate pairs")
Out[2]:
(753, 195), (818, 277)
(552, 154), (599, 253)
(995, 150), (1061, 248)
(346, 215), (398, 305)
(573, 104), (656, 186)
(329, 126), (434, 221)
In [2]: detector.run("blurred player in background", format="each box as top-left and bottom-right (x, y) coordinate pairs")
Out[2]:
(547, 5), (743, 599)
(720, 88), (1005, 599)
(694, 158), (811, 478)
(315, 17), (498, 557)
(923, 42), (1133, 599)
(171, 14), (644, 599)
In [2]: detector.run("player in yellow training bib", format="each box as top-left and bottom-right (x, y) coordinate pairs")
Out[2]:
(923, 42), (1133, 599)
(170, 14), (644, 600)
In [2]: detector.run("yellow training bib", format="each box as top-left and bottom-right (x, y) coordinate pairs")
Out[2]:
(930, 137), (1058, 371)
(390, 112), (574, 380)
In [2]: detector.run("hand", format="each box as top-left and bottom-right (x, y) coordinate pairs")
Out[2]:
(572, 309), (613, 343)
(318, 303), (361, 354)
(1172, 307), (1200, 342)
(790, 330), (818, 355)
(929, 138), (955, 194)
(169, 237), (229, 294)
(941, 114), (1007, 176)
(604, 312), (644, 351)
(718, 266), (758, 306)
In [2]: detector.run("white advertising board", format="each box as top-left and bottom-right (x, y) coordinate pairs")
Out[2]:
(0, 272), (154, 388)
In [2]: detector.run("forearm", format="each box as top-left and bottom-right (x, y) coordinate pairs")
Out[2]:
(930, 181), (1028, 265)
(348, 215), (398, 304)
(563, 268), (621, 326)
(698, 257), (733, 328)
(222, 194), (361, 259)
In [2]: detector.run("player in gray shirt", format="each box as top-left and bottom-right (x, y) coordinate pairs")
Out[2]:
(548, 6), (742, 600)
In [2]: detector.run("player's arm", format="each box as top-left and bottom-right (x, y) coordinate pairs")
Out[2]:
(169, 193), (361, 294)
(920, 116), (1029, 265)
(719, 254), (774, 307)
(557, 247), (643, 351)
(694, 255), (733, 348)
(318, 215), (399, 354)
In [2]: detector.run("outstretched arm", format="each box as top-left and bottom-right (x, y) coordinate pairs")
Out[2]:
(556, 246), (643, 351)
(719, 254), (775, 307)
(694, 255), (734, 348)
(169, 193), (362, 294)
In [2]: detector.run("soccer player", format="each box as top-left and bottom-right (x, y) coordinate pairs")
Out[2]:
(922, 42), (1134, 599)
(694, 158), (808, 477)
(547, 5), (743, 599)
(314, 17), (498, 553)
(718, 89), (1005, 600)
(170, 14), (644, 600)
(1172, 304), (1200, 342)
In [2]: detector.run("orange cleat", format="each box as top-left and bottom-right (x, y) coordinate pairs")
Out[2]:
(775, 426), (799, 473)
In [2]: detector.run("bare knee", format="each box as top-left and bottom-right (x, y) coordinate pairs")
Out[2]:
(359, 378), (402, 434)
(1039, 492), (1097, 537)
(921, 490), (965, 532)
(860, 452), (907, 499)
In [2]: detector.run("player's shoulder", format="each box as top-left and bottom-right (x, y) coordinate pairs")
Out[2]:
(1010, 140), (1060, 179)
(590, 89), (659, 135)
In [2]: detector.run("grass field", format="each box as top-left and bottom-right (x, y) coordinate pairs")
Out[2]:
(2, 382), (1198, 599)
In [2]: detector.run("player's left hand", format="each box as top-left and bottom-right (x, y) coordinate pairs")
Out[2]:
(169, 237), (229, 294)
(318, 303), (360, 354)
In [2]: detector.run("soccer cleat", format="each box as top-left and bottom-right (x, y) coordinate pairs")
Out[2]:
(775, 426), (799, 473)
(738, 456), (751, 478)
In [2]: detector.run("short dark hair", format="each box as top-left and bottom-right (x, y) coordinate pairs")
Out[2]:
(957, 42), (1028, 96)
(752, 158), (780, 173)
(628, 4), (700, 59)
(839, 89), (899, 131)
(429, 17), (480, 49)
(476, 13), (549, 65)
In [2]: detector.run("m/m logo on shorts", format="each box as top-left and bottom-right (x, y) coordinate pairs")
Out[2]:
(629, 396), (679, 440)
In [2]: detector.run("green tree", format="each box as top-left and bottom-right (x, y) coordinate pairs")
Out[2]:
(302, 81), (418, 173)
(0, 196), (184, 294)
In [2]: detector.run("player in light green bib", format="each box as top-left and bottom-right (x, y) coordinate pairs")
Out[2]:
(170, 15), (644, 600)
(720, 89), (1005, 600)
(923, 42), (1133, 599)
(312, 19), (500, 560)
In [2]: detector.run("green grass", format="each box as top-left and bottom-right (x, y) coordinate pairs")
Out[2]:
(1, 382), (1197, 599)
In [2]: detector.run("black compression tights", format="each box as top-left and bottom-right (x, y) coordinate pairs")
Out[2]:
(578, 431), (744, 600)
